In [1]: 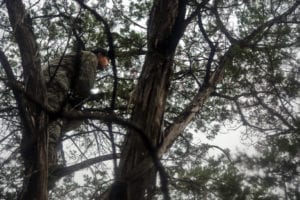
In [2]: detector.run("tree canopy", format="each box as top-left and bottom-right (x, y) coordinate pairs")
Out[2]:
(0, 0), (299, 199)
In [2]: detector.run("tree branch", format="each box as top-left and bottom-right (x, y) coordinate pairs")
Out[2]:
(197, 13), (217, 86)
(184, 0), (210, 24)
(62, 109), (170, 199)
(212, 92), (280, 132)
(112, 0), (147, 30)
(158, 1), (300, 157)
(52, 153), (121, 181)
(241, 0), (300, 45)
(0, 49), (33, 136)
(5, 0), (49, 199)
(251, 87), (295, 130)
(202, 144), (232, 162)
(211, 1), (238, 44)
(159, 47), (235, 157)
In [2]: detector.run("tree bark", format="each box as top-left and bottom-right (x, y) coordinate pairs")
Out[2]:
(118, 0), (188, 199)
(6, 1), (49, 199)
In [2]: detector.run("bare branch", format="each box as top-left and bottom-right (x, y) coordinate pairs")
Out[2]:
(51, 153), (121, 182)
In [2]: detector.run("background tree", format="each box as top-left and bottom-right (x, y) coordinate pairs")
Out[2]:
(0, 0), (299, 199)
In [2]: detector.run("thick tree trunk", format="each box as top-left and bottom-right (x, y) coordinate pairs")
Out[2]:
(19, 118), (49, 200)
(6, 1), (49, 199)
(119, 53), (173, 199)
(118, 0), (188, 199)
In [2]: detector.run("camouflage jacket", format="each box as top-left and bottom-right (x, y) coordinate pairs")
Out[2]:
(43, 51), (98, 101)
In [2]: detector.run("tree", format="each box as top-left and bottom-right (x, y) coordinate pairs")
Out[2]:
(0, 0), (299, 199)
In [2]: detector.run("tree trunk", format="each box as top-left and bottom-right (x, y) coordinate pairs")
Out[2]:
(6, 1), (49, 199)
(119, 53), (173, 199)
(19, 117), (49, 200)
(118, 0), (188, 199)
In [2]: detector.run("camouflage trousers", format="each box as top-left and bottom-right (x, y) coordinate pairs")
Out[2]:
(47, 106), (83, 172)
(46, 78), (84, 171)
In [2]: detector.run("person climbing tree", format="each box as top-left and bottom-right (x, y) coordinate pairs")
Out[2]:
(43, 48), (110, 175)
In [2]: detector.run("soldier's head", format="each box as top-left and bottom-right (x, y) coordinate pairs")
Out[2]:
(92, 48), (110, 69)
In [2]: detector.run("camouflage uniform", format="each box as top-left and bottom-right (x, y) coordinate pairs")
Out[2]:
(43, 51), (98, 170)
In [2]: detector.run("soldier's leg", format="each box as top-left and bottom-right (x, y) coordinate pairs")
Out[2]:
(48, 119), (63, 172)
(47, 72), (70, 112)
(46, 73), (70, 171)
(61, 99), (85, 133)
(62, 118), (83, 133)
